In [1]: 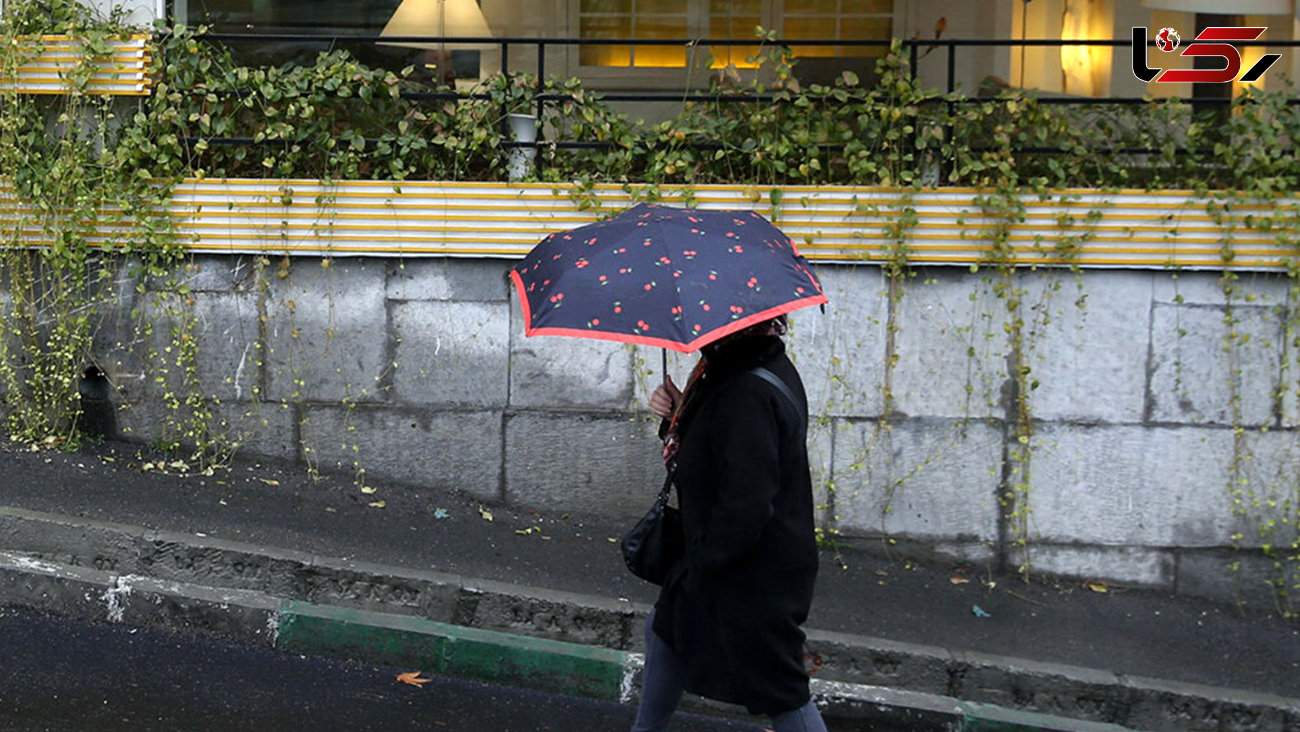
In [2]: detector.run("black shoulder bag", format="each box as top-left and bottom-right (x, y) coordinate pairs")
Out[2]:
(619, 469), (684, 585)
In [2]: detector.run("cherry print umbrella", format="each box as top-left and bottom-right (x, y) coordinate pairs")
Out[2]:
(510, 203), (827, 353)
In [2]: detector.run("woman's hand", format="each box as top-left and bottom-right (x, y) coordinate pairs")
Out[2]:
(649, 375), (682, 419)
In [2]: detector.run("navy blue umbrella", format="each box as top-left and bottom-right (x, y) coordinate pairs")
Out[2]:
(510, 203), (827, 353)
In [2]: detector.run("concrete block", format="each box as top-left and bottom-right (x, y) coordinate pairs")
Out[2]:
(0, 552), (116, 621)
(113, 574), (280, 643)
(1023, 544), (1174, 588)
(956, 650), (1127, 725)
(808, 421), (835, 530)
(176, 255), (262, 293)
(508, 288), (636, 409)
(111, 388), (297, 461)
(299, 405), (502, 502)
(192, 290), (264, 403)
(209, 399), (300, 461)
(1028, 424), (1235, 547)
(387, 258), (511, 302)
(0, 553), (277, 644)
(1152, 271), (1230, 306)
(0, 507), (147, 575)
(392, 300), (510, 408)
(461, 578), (636, 648)
(137, 537), (310, 599)
(891, 269), (1011, 420)
(264, 259), (389, 403)
(785, 265), (887, 420)
(1148, 302), (1282, 426)
(1152, 270), (1288, 308)
(1122, 675), (1298, 732)
(504, 412), (662, 517)
(90, 284), (150, 403)
(804, 628), (952, 696)
(1023, 270), (1151, 423)
(307, 557), (463, 621)
(1234, 429), (1300, 551)
(831, 417), (1002, 541)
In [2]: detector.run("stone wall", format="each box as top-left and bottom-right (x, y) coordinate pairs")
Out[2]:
(77, 254), (1300, 605)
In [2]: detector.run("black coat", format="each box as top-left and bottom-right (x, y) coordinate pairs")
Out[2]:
(652, 335), (819, 716)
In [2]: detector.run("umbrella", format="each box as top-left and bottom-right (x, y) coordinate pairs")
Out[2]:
(510, 203), (828, 354)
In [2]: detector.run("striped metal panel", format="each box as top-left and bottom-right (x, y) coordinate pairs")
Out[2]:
(2, 180), (1297, 270)
(0, 35), (152, 96)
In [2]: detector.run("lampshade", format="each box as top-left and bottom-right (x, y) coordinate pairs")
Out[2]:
(379, 0), (493, 50)
(1140, 0), (1292, 13)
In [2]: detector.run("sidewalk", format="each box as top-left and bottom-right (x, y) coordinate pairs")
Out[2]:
(1, 438), (1297, 731)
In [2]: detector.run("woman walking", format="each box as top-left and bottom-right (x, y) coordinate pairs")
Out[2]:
(633, 316), (826, 732)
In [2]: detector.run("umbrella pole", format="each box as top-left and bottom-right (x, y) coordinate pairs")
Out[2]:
(662, 349), (668, 384)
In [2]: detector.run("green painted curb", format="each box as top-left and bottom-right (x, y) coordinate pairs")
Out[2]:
(276, 600), (635, 702)
(959, 702), (1136, 732)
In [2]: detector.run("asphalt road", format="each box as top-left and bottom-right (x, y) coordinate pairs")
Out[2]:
(0, 605), (760, 732)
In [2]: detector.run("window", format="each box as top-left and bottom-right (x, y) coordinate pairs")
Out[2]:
(577, 0), (893, 70)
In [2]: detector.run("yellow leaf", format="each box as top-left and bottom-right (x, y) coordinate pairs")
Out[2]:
(479, 506), (493, 522)
(368, 500), (386, 509)
(396, 671), (430, 687)
(258, 478), (280, 486)
(1085, 581), (1109, 593)
(360, 486), (377, 494)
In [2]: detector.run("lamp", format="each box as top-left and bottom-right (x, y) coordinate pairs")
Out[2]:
(380, 0), (493, 85)
(1061, 0), (1106, 96)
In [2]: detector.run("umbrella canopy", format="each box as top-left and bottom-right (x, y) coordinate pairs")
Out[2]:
(510, 203), (828, 353)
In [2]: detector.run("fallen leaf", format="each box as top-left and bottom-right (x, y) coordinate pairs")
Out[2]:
(397, 671), (430, 687)
(478, 506), (493, 522)
(950, 576), (971, 585)
(368, 500), (386, 509)
(258, 478), (280, 486)
(1085, 581), (1109, 593)
(515, 526), (539, 536)
(360, 486), (377, 494)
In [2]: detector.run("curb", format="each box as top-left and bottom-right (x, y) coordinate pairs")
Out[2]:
(3, 506), (1299, 731)
(0, 553), (1132, 732)
(276, 600), (638, 703)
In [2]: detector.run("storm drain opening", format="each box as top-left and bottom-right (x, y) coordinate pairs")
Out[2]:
(78, 365), (116, 440)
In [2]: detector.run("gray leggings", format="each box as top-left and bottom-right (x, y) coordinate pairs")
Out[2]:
(631, 612), (828, 732)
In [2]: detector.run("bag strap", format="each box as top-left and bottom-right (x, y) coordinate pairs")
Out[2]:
(657, 467), (674, 502)
(747, 366), (806, 432)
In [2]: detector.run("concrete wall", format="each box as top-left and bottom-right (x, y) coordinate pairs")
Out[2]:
(68, 254), (1299, 606)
